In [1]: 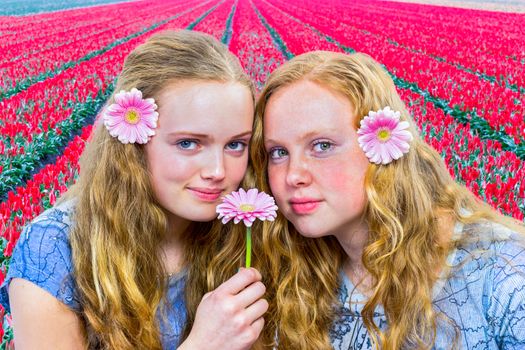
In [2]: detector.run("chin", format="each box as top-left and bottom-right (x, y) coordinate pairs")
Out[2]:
(189, 213), (217, 223)
(292, 222), (328, 239)
(298, 231), (328, 239)
(176, 207), (218, 223)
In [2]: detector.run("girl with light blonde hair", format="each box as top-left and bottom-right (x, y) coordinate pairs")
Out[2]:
(1, 30), (271, 349)
(252, 51), (525, 349)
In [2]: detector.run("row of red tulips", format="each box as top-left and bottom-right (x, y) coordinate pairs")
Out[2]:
(0, 0), (208, 98)
(288, 0), (525, 91)
(230, 0), (285, 90)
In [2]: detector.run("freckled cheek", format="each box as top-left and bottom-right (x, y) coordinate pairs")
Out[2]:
(310, 160), (365, 193)
(322, 171), (353, 194)
(330, 173), (352, 191)
(337, 167), (367, 210)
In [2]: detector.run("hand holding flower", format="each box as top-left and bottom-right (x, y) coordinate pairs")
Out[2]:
(180, 268), (268, 350)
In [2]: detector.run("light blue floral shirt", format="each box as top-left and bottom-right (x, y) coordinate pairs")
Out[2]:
(0, 201), (187, 349)
(330, 221), (525, 349)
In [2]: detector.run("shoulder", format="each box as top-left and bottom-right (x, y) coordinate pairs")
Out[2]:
(441, 221), (525, 344)
(33, 199), (76, 227)
(446, 220), (525, 311)
(11, 200), (76, 274)
(456, 220), (525, 264)
(478, 221), (525, 302)
(0, 200), (80, 312)
(458, 221), (525, 305)
(469, 221), (525, 344)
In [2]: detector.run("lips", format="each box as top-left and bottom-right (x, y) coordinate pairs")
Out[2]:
(289, 198), (322, 215)
(187, 187), (223, 202)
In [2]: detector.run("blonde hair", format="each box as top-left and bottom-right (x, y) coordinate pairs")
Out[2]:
(62, 30), (258, 349)
(252, 51), (525, 349)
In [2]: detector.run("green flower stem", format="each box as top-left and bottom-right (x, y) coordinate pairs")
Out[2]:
(245, 226), (252, 268)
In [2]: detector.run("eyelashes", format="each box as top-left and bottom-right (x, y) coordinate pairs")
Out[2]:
(226, 141), (248, 152)
(176, 139), (198, 150)
(268, 140), (335, 161)
(312, 141), (333, 153)
(175, 139), (248, 153)
(268, 148), (288, 160)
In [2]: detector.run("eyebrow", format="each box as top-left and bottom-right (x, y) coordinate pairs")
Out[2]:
(231, 131), (253, 138)
(265, 129), (339, 145)
(167, 131), (252, 139)
(264, 138), (279, 146)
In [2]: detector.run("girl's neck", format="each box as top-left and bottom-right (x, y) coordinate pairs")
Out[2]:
(166, 212), (192, 239)
(161, 216), (193, 276)
(335, 221), (373, 294)
(342, 259), (374, 296)
(335, 220), (369, 268)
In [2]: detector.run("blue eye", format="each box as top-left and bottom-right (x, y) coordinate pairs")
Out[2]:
(226, 141), (246, 152)
(313, 141), (333, 153)
(269, 148), (288, 160)
(177, 140), (198, 150)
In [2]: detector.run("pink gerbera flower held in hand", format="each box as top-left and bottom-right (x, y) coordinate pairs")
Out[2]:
(217, 188), (278, 227)
(217, 188), (278, 267)
(357, 106), (413, 165)
(103, 88), (159, 144)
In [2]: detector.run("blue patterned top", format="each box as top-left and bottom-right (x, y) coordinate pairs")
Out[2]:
(0, 201), (187, 349)
(330, 221), (525, 349)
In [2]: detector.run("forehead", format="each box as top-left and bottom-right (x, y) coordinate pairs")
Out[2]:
(158, 80), (249, 109)
(264, 80), (355, 135)
(156, 80), (253, 133)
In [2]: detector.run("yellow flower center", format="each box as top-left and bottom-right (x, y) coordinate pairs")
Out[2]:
(377, 129), (391, 142)
(125, 109), (141, 125)
(239, 204), (255, 212)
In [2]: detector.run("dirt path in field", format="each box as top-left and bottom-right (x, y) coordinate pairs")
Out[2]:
(385, 0), (525, 13)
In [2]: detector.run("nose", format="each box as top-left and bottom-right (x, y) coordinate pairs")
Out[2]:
(201, 149), (226, 181)
(286, 155), (311, 188)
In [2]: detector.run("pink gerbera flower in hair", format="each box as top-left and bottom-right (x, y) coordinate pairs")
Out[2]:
(217, 188), (278, 267)
(357, 106), (413, 165)
(103, 88), (158, 144)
